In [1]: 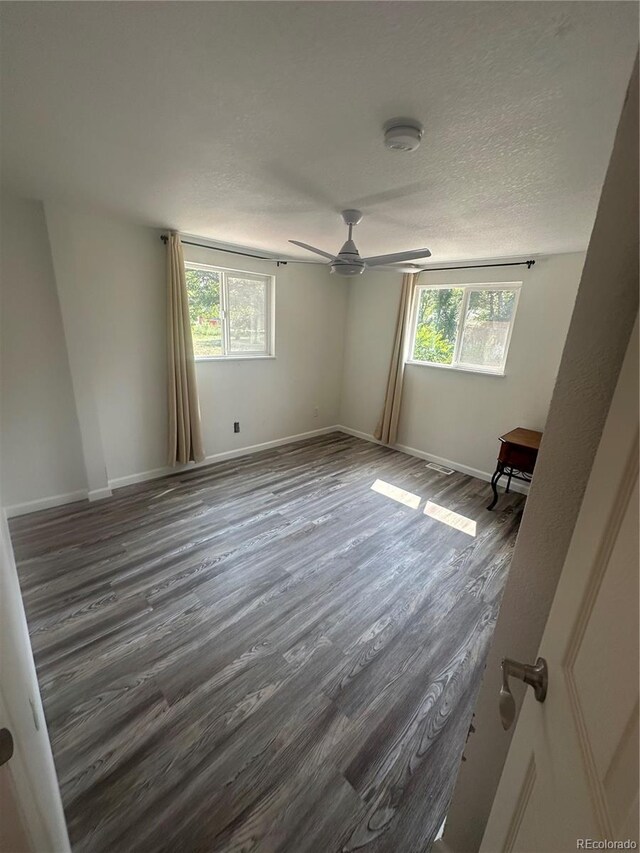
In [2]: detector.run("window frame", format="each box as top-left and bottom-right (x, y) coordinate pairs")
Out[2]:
(406, 281), (522, 376)
(185, 261), (276, 361)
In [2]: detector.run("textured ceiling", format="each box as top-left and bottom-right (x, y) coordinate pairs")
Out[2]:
(1, 2), (637, 262)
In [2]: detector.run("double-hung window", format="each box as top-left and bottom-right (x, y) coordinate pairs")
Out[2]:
(185, 263), (274, 360)
(407, 282), (521, 375)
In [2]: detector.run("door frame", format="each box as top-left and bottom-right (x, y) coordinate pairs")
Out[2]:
(439, 57), (638, 853)
(480, 315), (638, 850)
(0, 509), (71, 852)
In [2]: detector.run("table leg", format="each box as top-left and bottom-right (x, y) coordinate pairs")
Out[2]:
(506, 469), (513, 494)
(487, 464), (503, 511)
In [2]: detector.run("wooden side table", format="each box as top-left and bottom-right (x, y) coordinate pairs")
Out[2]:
(487, 427), (543, 510)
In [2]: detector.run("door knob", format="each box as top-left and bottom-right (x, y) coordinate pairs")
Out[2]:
(0, 728), (14, 766)
(499, 657), (548, 730)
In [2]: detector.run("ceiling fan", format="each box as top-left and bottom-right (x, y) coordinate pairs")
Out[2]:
(289, 210), (431, 276)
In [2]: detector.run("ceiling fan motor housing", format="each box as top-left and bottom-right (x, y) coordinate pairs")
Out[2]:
(331, 259), (365, 276)
(289, 204), (430, 275)
(332, 238), (365, 275)
(331, 212), (366, 274)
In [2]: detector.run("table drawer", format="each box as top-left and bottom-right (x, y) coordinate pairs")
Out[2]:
(498, 443), (537, 473)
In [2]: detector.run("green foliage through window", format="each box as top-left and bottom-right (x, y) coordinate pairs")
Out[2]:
(412, 288), (463, 364)
(185, 268), (222, 357)
(185, 265), (271, 358)
(411, 285), (518, 372)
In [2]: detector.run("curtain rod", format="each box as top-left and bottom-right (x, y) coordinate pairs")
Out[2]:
(160, 234), (274, 261)
(160, 236), (536, 271)
(419, 260), (535, 272)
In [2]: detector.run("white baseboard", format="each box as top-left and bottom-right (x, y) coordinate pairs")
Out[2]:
(4, 424), (527, 518)
(107, 465), (172, 490)
(5, 428), (342, 516)
(107, 425), (341, 491)
(394, 441), (493, 483)
(88, 487), (112, 501)
(336, 424), (384, 445)
(201, 426), (340, 467)
(335, 425), (530, 495)
(4, 489), (89, 519)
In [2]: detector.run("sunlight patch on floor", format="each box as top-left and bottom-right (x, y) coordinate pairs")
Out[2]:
(424, 500), (477, 537)
(369, 481), (479, 537)
(370, 478), (421, 509)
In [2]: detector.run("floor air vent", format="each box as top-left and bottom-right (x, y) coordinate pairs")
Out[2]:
(426, 462), (455, 475)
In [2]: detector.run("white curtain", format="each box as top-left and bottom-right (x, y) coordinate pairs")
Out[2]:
(167, 233), (205, 465)
(374, 272), (418, 445)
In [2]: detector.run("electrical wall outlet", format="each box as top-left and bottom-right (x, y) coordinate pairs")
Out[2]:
(313, 406), (319, 419)
(233, 421), (240, 433)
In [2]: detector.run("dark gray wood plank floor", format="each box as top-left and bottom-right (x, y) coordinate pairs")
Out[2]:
(11, 433), (524, 853)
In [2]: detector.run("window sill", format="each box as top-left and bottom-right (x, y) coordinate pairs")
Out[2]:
(195, 355), (276, 363)
(405, 359), (506, 377)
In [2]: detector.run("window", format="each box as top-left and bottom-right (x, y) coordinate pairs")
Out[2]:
(408, 283), (520, 374)
(185, 263), (274, 359)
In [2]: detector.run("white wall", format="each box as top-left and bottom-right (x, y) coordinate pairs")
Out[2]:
(340, 253), (584, 477)
(0, 201), (348, 508)
(184, 245), (347, 461)
(0, 201), (71, 851)
(44, 201), (168, 486)
(0, 518), (71, 852)
(0, 195), (86, 509)
(445, 60), (638, 853)
(0, 195), (583, 509)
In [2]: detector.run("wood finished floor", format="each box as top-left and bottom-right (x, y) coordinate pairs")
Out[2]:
(11, 433), (524, 853)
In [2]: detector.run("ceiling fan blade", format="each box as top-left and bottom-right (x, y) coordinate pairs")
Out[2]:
(345, 180), (430, 210)
(288, 240), (337, 261)
(371, 264), (425, 273)
(363, 248), (432, 267)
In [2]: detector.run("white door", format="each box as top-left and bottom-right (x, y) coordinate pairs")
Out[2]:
(0, 510), (70, 852)
(0, 734), (32, 853)
(481, 319), (639, 853)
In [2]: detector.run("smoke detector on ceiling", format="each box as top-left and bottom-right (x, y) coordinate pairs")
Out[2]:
(383, 118), (423, 152)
